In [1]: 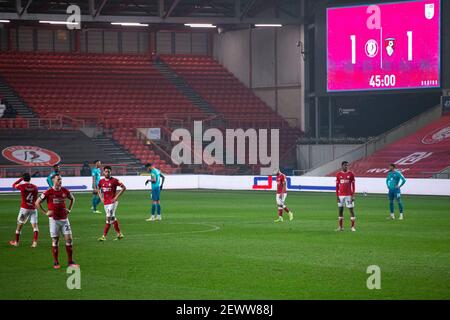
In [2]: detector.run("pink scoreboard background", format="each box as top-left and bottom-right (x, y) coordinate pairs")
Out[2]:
(327, 0), (441, 92)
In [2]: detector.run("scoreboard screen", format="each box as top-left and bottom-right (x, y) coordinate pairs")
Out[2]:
(327, 0), (441, 92)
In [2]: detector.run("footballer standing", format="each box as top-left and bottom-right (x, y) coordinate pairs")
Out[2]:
(35, 174), (78, 269)
(97, 166), (126, 241)
(335, 161), (356, 232)
(9, 173), (39, 248)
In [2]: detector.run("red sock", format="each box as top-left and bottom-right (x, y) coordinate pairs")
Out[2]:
(66, 245), (73, 264)
(351, 217), (355, 228)
(278, 209), (283, 217)
(113, 220), (121, 234)
(52, 246), (59, 264)
(33, 231), (38, 242)
(103, 223), (111, 236)
(339, 217), (344, 228)
(283, 207), (290, 213)
(15, 231), (20, 242)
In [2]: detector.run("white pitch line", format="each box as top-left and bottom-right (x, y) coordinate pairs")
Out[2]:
(71, 222), (222, 241)
(125, 223), (221, 238)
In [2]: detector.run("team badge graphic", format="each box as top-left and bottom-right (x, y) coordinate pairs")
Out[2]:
(425, 3), (435, 20)
(365, 39), (378, 58)
(422, 125), (450, 144)
(2, 146), (61, 166)
(385, 38), (395, 56)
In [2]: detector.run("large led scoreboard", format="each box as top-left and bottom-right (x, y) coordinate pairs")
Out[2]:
(327, 0), (441, 92)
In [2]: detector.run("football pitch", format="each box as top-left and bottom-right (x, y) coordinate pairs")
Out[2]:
(0, 190), (449, 300)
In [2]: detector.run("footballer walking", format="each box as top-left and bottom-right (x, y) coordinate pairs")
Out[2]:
(35, 174), (78, 269)
(336, 161), (356, 232)
(9, 173), (39, 247)
(274, 169), (294, 222)
(98, 166), (126, 241)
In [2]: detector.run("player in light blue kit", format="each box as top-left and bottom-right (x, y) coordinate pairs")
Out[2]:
(386, 163), (407, 220)
(144, 163), (165, 221)
(91, 160), (102, 214)
(46, 163), (60, 187)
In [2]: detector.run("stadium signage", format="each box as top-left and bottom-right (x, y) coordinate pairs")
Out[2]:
(422, 125), (450, 144)
(394, 152), (432, 165)
(171, 121), (279, 175)
(1, 176), (450, 196)
(252, 176), (335, 191)
(2, 146), (61, 166)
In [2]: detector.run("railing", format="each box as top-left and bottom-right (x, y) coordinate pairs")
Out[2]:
(421, 172), (450, 179)
(0, 115), (95, 130)
(224, 117), (296, 129)
(102, 116), (167, 129)
(2, 113), (299, 132)
(297, 137), (374, 145)
(135, 128), (178, 168)
(292, 169), (308, 176)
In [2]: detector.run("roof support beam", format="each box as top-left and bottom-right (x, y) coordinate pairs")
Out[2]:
(94, 0), (108, 18)
(0, 12), (303, 25)
(19, 0), (33, 16)
(164, 0), (181, 19)
(89, 0), (95, 16)
(235, 0), (241, 18)
(16, 0), (22, 15)
(159, 0), (165, 18)
(240, 0), (256, 20)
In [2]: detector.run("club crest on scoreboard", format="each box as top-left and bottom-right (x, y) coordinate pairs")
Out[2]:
(365, 39), (378, 58)
(425, 3), (434, 20)
(384, 38), (395, 56)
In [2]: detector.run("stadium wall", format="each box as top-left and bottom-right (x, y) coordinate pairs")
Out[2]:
(213, 26), (305, 129)
(2, 26), (209, 55)
(297, 144), (362, 171)
(1, 175), (449, 196)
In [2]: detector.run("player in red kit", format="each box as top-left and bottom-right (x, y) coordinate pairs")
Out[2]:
(9, 173), (39, 248)
(274, 169), (294, 222)
(35, 174), (78, 269)
(97, 166), (126, 241)
(335, 161), (356, 232)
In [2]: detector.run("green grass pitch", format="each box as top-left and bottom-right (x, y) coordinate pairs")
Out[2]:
(0, 190), (449, 299)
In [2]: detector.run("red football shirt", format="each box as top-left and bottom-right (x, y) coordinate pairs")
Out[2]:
(98, 178), (122, 205)
(336, 171), (355, 196)
(276, 173), (287, 194)
(13, 179), (38, 210)
(40, 187), (71, 220)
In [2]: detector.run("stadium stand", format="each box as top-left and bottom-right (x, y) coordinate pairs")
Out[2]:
(0, 51), (302, 173)
(340, 113), (450, 178)
(0, 52), (199, 173)
(160, 54), (302, 167)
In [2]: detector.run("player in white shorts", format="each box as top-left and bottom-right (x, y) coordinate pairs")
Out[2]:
(335, 161), (356, 232)
(97, 166), (126, 241)
(35, 174), (78, 269)
(9, 173), (39, 247)
(274, 169), (294, 222)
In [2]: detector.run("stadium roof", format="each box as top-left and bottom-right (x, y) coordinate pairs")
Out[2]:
(0, 0), (304, 28)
